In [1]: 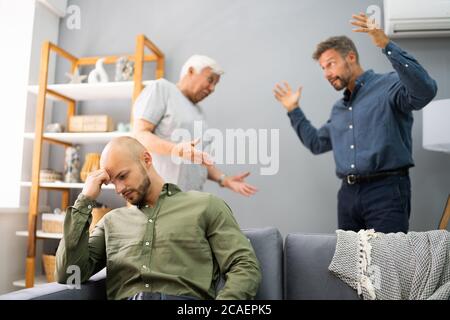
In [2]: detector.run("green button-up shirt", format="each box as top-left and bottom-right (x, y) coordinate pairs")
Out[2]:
(55, 183), (261, 300)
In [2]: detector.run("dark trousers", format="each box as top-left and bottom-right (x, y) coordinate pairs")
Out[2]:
(337, 174), (411, 233)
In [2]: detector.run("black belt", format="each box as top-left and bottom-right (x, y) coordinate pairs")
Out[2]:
(343, 168), (409, 185)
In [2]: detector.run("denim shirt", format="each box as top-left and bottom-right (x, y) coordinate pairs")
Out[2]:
(288, 41), (438, 178)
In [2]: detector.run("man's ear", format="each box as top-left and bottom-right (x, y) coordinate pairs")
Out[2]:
(347, 51), (358, 64)
(142, 151), (153, 168)
(188, 66), (195, 76)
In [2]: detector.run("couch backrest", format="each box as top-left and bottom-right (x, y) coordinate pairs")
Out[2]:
(242, 227), (283, 300)
(283, 233), (359, 300)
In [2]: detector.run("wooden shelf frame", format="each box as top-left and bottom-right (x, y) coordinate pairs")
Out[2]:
(438, 194), (450, 230)
(24, 34), (164, 288)
(24, 131), (133, 145)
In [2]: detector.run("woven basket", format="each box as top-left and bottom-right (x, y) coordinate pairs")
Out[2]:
(42, 254), (56, 283)
(41, 214), (65, 234)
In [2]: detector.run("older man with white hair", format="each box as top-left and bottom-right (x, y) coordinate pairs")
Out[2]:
(133, 55), (257, 195)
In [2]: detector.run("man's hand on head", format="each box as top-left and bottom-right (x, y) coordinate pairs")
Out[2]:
(350, 12), (390, 49)
(81, 169), (111, 201)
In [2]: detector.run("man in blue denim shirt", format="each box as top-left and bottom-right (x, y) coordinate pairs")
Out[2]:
(273, 13), (437, 233)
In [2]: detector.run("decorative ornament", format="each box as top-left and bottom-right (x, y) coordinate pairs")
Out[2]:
(114, 56), (134, 81)
(65, 68), (87, 84)
(88, 58), (109, 83)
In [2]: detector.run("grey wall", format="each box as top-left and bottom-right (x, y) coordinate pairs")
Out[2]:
(50, 0), (450, 236)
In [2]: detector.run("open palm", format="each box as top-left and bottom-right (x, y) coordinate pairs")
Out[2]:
(273, 81), (303, 112)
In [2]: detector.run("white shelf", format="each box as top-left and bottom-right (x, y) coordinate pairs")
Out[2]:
(28, 80), (152, 101)
(16, 230), (63, 240)
(20, 181), (115, 189)
(13, 275), (48, 288)
(0, 205), (50, 215)
(23, 131), (132, 144)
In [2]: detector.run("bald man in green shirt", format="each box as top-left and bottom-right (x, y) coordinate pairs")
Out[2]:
(55, 137), (261, 300)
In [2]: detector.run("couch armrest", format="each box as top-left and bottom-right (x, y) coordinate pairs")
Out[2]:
(0, 269), (107, 300)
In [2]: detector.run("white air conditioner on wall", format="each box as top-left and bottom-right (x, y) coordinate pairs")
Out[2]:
(384, 0), (450, 38)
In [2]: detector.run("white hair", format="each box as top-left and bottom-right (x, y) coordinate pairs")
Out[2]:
(179, 55), (224, 80)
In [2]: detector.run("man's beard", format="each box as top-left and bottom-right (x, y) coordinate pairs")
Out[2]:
(123, 165), (151, 206)
(329, 62), (352, 91)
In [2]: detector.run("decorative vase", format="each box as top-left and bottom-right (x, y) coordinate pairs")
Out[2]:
(88, 58), (109, 83)
(64, 146), (80, 183)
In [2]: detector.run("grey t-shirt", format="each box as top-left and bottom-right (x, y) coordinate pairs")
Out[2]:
(133, 79), (208, 191)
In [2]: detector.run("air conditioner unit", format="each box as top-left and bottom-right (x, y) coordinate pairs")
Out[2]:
(384, 0), (450, 38)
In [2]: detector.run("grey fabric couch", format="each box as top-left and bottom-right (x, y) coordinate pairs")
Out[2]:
(0, 228), (358, 300)
(284, 233), (358, 300)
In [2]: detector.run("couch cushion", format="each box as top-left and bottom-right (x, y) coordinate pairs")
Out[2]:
(0, 269), (106, 300)
(284, 233), (359, 300)
(242, 227), (283, 300)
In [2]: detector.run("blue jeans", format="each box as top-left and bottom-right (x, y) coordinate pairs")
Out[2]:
(337, 175), (411, 233)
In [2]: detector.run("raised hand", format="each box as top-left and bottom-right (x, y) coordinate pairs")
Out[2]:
(223, 172), (258, 197)
(81, 169), (110, 201)
(350, 12), (390, 49)
(273, 81), (303, 112)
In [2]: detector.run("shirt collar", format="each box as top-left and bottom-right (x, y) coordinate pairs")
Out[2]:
(343, 69), (374, 101)
(161, 183), (181, 197)
(355, 69), (374, 86)
(137, 183), (182, 209)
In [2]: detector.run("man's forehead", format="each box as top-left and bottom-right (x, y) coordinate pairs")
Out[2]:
(320, 49), (339, 61)
(100, 155), (130, 178)
(319, 49), (341, 67)
(105, 166), (128, 180)
(200, 67), (218, 76)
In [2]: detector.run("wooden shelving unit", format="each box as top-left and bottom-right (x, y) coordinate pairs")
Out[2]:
(20, 34), (164, 288)
(27, 80), (154, 101)
(20, 181), (116, 189)
(23, 132), (132, 145)
(16, 230), (63, 240)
